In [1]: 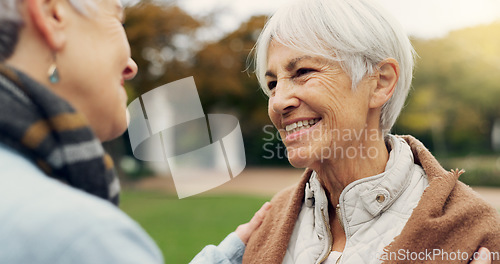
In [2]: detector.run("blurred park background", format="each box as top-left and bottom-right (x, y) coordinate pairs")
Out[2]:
(104, 0), (500, 262)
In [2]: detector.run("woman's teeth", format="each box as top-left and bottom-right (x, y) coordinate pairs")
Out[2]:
(285, 118), (320, 133)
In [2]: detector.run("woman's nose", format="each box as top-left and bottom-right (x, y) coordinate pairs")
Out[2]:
(271, 83), (300, 114)
(123, 58), (138, 81)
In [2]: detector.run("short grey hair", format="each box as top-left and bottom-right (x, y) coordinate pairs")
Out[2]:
(0, 0), (97, 61)
(254, 0), (416, 134)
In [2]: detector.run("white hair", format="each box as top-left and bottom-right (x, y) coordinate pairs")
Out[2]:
(254, 0), (416, 134)
(0, 0), (98, 61)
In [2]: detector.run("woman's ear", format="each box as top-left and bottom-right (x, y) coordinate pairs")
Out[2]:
(369, 58), (400, 109)
(25, 0), (68, 50)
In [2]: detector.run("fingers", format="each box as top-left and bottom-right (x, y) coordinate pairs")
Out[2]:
(235, 202), (272, 245)
(470, 247), (491, 264)
(248, 202), (272, 230)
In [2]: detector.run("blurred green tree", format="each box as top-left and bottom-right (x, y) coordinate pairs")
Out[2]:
(396, 22), (500, 155)
(124, 0), (202, 97)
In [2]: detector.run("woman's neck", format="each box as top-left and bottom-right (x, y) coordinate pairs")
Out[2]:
(314, 135), (389, 206)
(312, 134), (390, 252)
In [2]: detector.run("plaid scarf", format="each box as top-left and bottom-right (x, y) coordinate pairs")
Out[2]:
(0, 64), (120, 205)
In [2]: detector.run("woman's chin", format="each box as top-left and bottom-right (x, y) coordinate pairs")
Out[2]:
(286, 148), (313, 168)
(99, 115), (128, 142)
(113, 118), (129, 140)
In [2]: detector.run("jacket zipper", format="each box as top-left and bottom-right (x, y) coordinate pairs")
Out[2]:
(318, 207), (333, 264)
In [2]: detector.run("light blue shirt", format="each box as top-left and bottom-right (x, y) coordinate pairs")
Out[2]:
(190, 232), (245, 264)
(0, 143), (245, 264)
(0, 144), (163, 264)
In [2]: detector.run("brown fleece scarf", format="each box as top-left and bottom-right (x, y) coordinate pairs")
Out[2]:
(243, 135), (500, 264)
(0, 64), (120, 205)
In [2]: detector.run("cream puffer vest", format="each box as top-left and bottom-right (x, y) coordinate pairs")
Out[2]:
(282, 135), (429, 264)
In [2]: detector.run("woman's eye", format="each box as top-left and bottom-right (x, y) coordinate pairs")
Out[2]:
(296, 68), (315, 76)
(267, 81), (277, 90)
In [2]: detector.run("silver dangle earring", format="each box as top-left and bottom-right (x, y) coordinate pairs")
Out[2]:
(48, 62), (60, 84)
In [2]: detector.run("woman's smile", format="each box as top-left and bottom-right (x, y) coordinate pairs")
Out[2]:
(284, 118), (322, 142)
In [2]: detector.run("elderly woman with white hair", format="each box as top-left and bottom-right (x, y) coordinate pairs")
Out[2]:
(0, 0), (271, 263)
(238, 0), (500, 263)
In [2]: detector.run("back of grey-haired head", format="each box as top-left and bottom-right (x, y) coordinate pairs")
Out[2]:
(255, 0), (415, 134)
(0, 0), (97, 61)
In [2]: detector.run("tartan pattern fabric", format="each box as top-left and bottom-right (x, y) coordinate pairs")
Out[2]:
(0, 64), (120, 205)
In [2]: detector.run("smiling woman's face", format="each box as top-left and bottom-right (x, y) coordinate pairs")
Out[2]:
(266, 41), (377, 168)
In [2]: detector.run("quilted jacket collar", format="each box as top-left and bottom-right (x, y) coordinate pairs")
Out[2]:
(338, 135), (416, 236)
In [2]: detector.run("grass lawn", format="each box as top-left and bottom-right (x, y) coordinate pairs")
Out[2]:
(120, 190), (270, 263)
